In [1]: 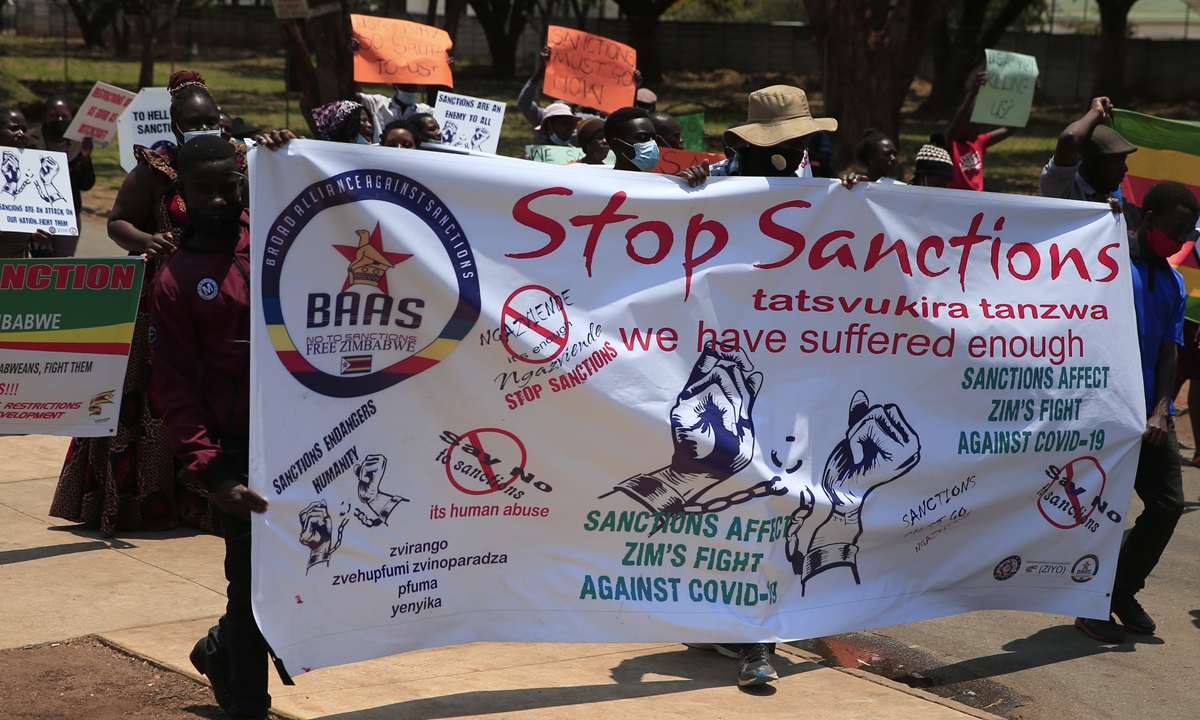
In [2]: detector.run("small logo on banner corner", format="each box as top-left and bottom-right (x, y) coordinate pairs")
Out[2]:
(88, 390), (115, 416)
(340, 355), (372, 375)
(993, 555), (1021, 581)
(261, 170), (480, 398)
(1071, 554), (1099, 583)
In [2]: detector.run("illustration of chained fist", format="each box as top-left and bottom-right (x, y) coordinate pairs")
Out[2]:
(298, 500), (348, 573)
(606, 348), (764, 513)
(785, 391), (920, 593)
(1, 152), (18, 196)
(353, 453), (407, 528)
(35, 156), (65, 204)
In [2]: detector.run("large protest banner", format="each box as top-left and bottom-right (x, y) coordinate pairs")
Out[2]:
(543, 25), (636, 114)
(0, 258), (144, 436)
(250, 141), (1142, 675)
(0, 148), (79, 237)
(350, 15), (454, 87)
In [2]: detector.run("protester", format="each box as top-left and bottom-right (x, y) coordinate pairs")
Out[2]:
(381, 120), (418, 149)
(605, 107), (706, 186)
(1172, 321), (1200, 466)
(28, 95), (95, 257)
(519, 47), (579, 145)
(1075, 181), (1200, 643)
(638, 87), (657, 112)
(853, 129), (904, 184)
(313, 100), (373, 144)
(911, 134), (955, 188)
(946, 71), (1016, 191)
(806, 131), (837, 178)
(572, 118), (609, 165)
(218, 110), (234, 141)
(1040, 97), (1134, 206)
(711, 85), (836, 181)
(228, 117), (261, 144)
(148, 134), (272, 719)
(0, 105), (54, 257)
(649, 112), (682, 149)
(534, 102), (579, 147)
(406, 113), (441, 144)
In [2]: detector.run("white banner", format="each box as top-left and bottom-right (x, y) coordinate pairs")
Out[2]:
(250, 141), (1143, 675)
(0, 148), (78, 236)
(118, 88), (175, 173)
(433, 91), (506, 154)
(64, 81), (137, 148)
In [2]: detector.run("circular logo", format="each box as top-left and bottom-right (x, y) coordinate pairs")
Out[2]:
(261, 170), (480, 398)
(444, 428), (527, 495)
(46, 226), (57, 235)
(1038, 456), (1107, 530)
(994, 555), (1021, 581)
(148, 325), (157, 344)
(197, 278), (219, 300)
(1071, 554), (1099, 583)
(500, 285), (569, 364)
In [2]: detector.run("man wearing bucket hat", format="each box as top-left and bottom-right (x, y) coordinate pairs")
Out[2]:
(1039, 97), (1136, 206)
(710, 85), (837, 178)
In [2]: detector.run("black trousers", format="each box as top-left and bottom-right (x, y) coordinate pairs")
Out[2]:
(1113, 419), (1186, 600)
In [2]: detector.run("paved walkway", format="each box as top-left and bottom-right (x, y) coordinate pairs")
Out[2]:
(0, 434), (990, 720)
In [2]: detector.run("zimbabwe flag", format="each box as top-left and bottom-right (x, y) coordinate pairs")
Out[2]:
(1113, 109), (1200, 321)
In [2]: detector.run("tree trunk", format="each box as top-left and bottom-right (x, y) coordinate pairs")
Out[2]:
(135, 15), (159, 89)
(425, 0), (438, 27)
(478, 20), (518, 78)
(1091, 0), (1135, 101)
(279, 20), (321, 136)
(67, 0), (117, 48)
(622, 5), (663, 83)
(114, 12), (130, 59)
(444, 0), (467, 49)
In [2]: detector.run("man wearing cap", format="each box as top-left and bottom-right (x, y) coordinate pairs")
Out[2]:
(709, 85), (837, 178)
(911, 135), (955, 188)
(635, 88), (658, 113)
(1040, 97), (1136, 205)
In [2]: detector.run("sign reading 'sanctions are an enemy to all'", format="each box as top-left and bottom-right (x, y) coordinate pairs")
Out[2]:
(0, 259), (144, 437)
(432, 92), (505, 155)
(0, 148), (78, 236)
(64, 81), (136, 149)
(971, 48), (1039, 128)
(250, 140), (1143, 677)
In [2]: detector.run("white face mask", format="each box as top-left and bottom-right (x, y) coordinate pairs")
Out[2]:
(181, 127), (222, 144)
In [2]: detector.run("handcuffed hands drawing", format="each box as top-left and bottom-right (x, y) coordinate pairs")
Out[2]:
(785, 390), (921, 594)
(353, 453), (407, 527)
(36, 156), (65, 204)
(299, 500), (348, 573)
(1, 152), (19, 196)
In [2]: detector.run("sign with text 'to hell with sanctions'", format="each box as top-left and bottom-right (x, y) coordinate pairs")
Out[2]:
(250, 140), (1143, 675)
(0, 258), (144, 436)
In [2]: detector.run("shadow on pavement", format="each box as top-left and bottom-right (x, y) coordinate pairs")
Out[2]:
(308, 646), (815, 719)
(1190, 610), (1200, 629)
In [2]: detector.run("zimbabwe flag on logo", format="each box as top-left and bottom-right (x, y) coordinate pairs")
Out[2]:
(340, 355), (372, 375)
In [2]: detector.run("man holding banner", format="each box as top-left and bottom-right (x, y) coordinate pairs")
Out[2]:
(710, 85), (836, 179)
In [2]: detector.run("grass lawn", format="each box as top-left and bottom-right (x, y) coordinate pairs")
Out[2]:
(4, 33), (1199, 213)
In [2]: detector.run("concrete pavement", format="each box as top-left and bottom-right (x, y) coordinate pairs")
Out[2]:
(0, 434), (988, 720)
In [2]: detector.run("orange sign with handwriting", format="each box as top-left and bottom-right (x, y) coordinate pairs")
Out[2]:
(543, 25), (636, 114)
(351, 14), (453, 87)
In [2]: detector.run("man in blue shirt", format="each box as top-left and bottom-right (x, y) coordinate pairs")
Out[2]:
(1077, 181), (1200, 643)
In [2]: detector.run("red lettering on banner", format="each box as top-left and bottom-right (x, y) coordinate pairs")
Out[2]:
(755, 200), (809, 270)
(570, 192), (637, 277)
(509, 188), (573, 259)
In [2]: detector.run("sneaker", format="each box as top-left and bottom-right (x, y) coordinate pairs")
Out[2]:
(683, 643), (740, 659)
(1112, 594), (1157, 634)
(189, 635), (231, 710)
(737, 643), (778, 686)
(1075, 616), (1125, 643)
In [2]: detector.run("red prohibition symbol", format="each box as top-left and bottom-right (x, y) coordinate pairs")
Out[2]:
(444, 427), (528, 495)
(500, 284), (569, 364)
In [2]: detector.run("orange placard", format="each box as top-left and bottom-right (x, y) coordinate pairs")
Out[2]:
(351, 14), (453, 87)
(543, 25), (636, 114)
(653, 148), (726, 175)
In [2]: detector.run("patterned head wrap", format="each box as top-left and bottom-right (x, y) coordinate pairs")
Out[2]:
(914, 141), (954, 178)
(168, 70), (208, 101)
(312, 100), (365, 142)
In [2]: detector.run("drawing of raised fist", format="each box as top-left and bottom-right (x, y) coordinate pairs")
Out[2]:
(798, 391), (920, 593)
(353, 453), (406, 527)
(607, 348), (763, 513)
(1, 152), (18, 196)
(298, 500), (347, 573)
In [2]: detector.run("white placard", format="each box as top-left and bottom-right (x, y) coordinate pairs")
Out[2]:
(64, 81), (136, 149)
(432, 91), (506, 154)
(0, 148), (78, 236)
(117, 88), (175, 173)
(249, 141), (1143, 676)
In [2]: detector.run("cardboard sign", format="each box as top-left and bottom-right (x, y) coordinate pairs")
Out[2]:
(0, 259), (144, 437)
(117, 88), (175, 173)
(652, 148), (725, 175)
(677, 112), (705, 152)
(433, 91), (506, 154)
(64, 81), (135, 149)
(526, 144), (585, 164)
(543, 25), (636, 114)
(971, 49), (1039, 128)
(351, 14), (453, 88)
(0, 148), (79, 236)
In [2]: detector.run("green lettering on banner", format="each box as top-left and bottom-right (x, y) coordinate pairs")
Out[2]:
(526, 144), (586, 165)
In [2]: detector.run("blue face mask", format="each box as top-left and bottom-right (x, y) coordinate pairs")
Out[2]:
(549, 133), (572, 147)
(394, 90), (419, 107)
(181, 127), (222, 144)
(619, 138), (660, 171)
(354, 134), (371, 145)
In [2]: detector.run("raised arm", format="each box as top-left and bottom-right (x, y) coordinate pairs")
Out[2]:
(948, 71), (987, 143)
(1053, 97), (1113, 168)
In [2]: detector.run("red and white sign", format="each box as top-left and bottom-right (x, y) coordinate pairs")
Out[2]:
(64, 81), (135, 149)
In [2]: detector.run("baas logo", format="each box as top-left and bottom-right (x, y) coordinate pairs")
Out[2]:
(993, 555), (1021, 581)
(88, 390), (115, 416)
(1071, 554), (1099, 583)
(262, 169), (480, 398)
